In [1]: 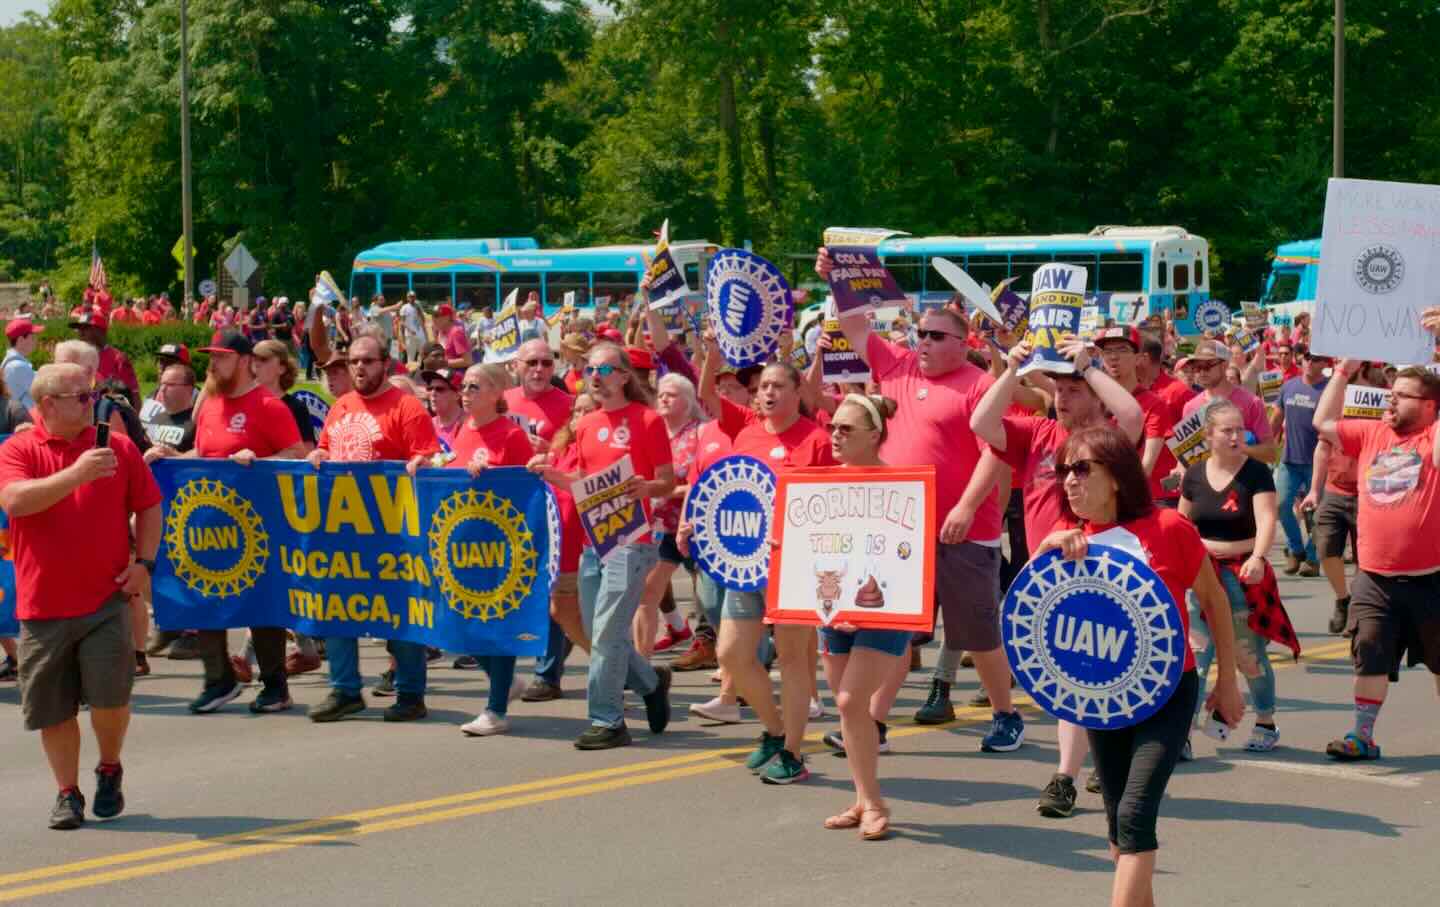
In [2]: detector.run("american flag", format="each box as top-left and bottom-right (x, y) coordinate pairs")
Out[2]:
(89, 240), (108, 291)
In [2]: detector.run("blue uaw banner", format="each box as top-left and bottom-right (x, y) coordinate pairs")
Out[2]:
(1002, 543), (1185, 729)
(706, 248), (794, 368)
(684, 455), (776, 592)
(151, 460), (556, 656)
(0, 434), (14, 637)
(1017, 263), (1087, 377)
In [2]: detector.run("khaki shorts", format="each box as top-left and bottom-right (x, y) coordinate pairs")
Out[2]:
(18, 596), (134, 731)
(551, 572), (579, 599)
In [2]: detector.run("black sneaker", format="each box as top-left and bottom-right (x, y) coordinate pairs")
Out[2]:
(914, 678), (955, 724)
(520, 679), (563, 702)
(250, 683), (293, 714)
(0, 655), (16, 681)
(575, 723), (632, 750)
(1329, 596), (1350, 635)
(1085, 770), (1102, 794)
(187, 681), (244, 714)
(1037, 773), (1077, 818)
(425, 647), (444, 663)
(309, 690), (366, 722)
(50, 789), (86, 830)
(643, 666), (672, 734)
(452, 655), (481, 670)
(384, 697), (428, 722)
(373, 669), (397, 697)
(93, 766), (125, 819)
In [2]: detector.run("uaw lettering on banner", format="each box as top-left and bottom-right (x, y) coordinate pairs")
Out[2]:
(1259, 369), (1284, 405)
(645, 219), (689, 310)
(684, 455), (777, 592)
(0, 436), (14, 636)
(706, 248), (794, 368)
(766, 466), (936, 632)
(152, 460), (555, 656)
(1166, 404), (1212, 468)
(1343, 384), (1388, 420)
(486, 294), (522, 362)
(1017, 263), (1087, 377)
(571, 454), (650, 563)
(821, 318), (870, 383)
(1312, 177), (1440, 365)
(826, 246), (907, 318)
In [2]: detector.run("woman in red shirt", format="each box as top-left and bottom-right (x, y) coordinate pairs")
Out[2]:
(530, 344), (677, 750)
(1036, 425), (1244, 907)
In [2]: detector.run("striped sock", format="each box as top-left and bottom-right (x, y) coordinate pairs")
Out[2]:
(1354, 697), (1383, 741)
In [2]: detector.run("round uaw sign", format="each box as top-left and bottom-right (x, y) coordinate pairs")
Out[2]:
(291, 389), (331, 436)
(1352, 244), (1405, 295)
(164, 478), (269, 598)
(1192, 298), (1230, 333)
(706, 249), (793, 368)
(1002, 544), (1185, 729)
(684, 455), (776, 592)
(428, 488), (539, 622)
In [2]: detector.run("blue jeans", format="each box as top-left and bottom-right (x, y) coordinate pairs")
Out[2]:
(534, 618), (569, 686)
(579, 544), (660, 728)
(1189, 571), (1277, 719)
(1273, 462), (1314, 562)
(476, 655), (517, 717)
(326, 637), (427, 700)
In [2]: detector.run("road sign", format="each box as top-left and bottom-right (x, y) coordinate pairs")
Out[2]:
(198, 279), (217, 297)
(224, 243), (257, 285)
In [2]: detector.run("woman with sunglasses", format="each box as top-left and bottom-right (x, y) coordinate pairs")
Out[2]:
(1036, 425), (1243, 907)
(529, 344), (677, 750)
(1179, 399), (1295, 756)
(816, 393), (909, 839)
(438, 363), (539, 736)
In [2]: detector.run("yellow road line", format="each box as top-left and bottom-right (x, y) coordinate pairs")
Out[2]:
(0, 638), (1355, 900)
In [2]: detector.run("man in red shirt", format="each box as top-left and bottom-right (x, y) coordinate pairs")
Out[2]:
(307, 334), (440, 723)
(153, 331), (305, 715)
(1312, 343), (1440, 762)
(70, 311), (140, 410)
(1094, 327), (1180, 504)
(0, 363), (161, 829)
(1138, 334), (1195, 415)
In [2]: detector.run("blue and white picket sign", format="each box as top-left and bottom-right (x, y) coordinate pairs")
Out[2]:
(683, 455), (776, 592)
(706, 249), (794, 368)
(290, 389), (331, 436)
(1002, 544), (1185, 729)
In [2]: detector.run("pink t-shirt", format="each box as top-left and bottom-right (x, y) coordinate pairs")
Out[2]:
(866, 334), (1001, 543)
(441, 323), (472, 362)
(1182, 386), (1271, 443)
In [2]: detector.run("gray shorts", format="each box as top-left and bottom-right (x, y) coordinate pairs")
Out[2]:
(1314, 491), (1357, 560)
(722, 588), (767, 621)
(18, 595), (134, 731)
(935, 542), (1002, 652)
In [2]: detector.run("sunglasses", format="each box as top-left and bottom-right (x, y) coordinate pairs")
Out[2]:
(429, 384), (455, 394)
(828, 422), (873, 438)
(52, 391), (99, 405)
(584, 364), (618, 378)
(349, 356), (382, 367)
(916, 329), (960, 343)
(522, 358), (555, 368)
(1055, 458), (1103, 481)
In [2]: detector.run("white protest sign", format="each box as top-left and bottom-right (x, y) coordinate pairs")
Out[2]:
(1342, 384), (1388, 420)
(1259, 369), (1284, 405)
(1166, 404), (1212, 468)
(1312, 178), (1440, 365)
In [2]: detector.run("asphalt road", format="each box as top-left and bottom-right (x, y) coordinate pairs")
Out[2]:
(0, 554), (1436, 906)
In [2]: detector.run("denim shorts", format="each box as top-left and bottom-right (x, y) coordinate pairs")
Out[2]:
(722, 588), (767, 621)
(819, 626), (912, 658)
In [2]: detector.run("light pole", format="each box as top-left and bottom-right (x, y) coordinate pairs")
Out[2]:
(1333, 0), (1344, 178)
(180, 0), (195, 304)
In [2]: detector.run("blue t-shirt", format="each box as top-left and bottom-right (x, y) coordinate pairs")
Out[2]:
(1280, 376), (1326, 464)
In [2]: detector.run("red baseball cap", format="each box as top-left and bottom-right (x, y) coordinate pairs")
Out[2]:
(157, 342), (191, 365)
(435, 304), (456, 319)
(1093, 326), (1141, 351)
(70, 311), (108, 331)
(625, 347), (655, 370)
(5, 319), (41, 342)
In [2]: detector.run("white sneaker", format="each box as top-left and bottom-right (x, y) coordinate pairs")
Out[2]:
(809, 697), (826, 720)
(461, 710), (510, 736)
(690, 696), (742, 724)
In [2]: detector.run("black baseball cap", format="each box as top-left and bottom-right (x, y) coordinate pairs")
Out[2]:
(200, 330), (254, 356)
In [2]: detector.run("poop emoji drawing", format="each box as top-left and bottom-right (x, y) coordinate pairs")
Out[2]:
(853, 572), (885, 608)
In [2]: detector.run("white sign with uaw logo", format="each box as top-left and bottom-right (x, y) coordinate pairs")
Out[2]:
(1003, 543), (1185, 729)
(706, 249), (794, 368)
(684, 455), (776, 592)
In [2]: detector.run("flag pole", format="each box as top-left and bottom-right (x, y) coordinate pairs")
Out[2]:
(180, 0), (195, 304)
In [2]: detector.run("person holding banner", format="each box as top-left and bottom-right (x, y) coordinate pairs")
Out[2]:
(307, 334), (441, 723)
(1310, 350), (1440, 763)
(0, 363), (163, 829)
(1179, 401), (1295, 755)
(528, 343), (676, 750)
(1036, 425), (1243, 907)
(971, 335), (1145, 818)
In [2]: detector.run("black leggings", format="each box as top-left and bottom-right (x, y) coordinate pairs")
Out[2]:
(1087, 670), (1199, 854)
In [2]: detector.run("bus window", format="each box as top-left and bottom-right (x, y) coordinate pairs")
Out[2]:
(456, 273), (497, 310)
(500, 273), (542, 310)
(381, 273), (410, 302)
(412, 273), (453, 303)
(594, 271), (640, 304)
(1009, 254), (1054, 293)
(684, 262), (702, 292)
(1263, 271), (1301, 305)
(1172, 263), (1190, 292)
(883, 256), (924, 293)
(1156, 260), (1168, 290)
(1194, 257), (1205, 288)
(1055, 254), (1099, 292)
(1098, 253), (1144, 293)
(964, 255), (1010, 293)
(545, 271), (589, 308)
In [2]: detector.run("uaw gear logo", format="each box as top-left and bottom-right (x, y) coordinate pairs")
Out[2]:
(1003, 544), (1185, 729)
(428, 488), (539, 621)
(165, 479), (269, 598)
(684, 455), (776, 592)
(1192, 299), (1230, 333)
(1353, 244), (1405, 294)
(706, 249), (794, 368)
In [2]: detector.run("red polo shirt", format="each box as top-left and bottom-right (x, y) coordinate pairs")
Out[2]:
(0, 423), (161, 620)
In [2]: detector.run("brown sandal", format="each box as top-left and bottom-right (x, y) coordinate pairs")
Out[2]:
(823, 804), (864, 830)
(859, 806), (891, 841)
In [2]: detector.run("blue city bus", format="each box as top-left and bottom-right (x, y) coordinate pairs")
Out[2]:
(348, 237), (716, 311)
(864, 225), (1218, 334)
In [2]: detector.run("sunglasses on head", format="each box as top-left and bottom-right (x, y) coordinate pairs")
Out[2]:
(1054, 458), (1102, 481)
(584, 364), (617, 378)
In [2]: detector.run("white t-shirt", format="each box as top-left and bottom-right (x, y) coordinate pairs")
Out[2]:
(401, 301), (424, 338)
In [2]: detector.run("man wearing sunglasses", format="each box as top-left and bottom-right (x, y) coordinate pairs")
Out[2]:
(0, 363), (162, 829)
(1094, 327), (1181, 507)
(1177, 340), (1276, 463)
(815, 248), (1023, 752)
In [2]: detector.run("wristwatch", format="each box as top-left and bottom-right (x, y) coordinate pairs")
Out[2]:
(137, 558), (157, 576)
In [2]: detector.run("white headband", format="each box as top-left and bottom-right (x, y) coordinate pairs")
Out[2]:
(842, 393), (883, 430)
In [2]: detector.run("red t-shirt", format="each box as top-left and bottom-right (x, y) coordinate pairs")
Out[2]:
(319, 386), (440, 462)
(994, 415), (1069, 554)
(1135, 388), (1179, 500)
(1150, 370), (1196, 415)
(441, 323), (472, 362)
(1321, 438), (1358, 496)
(504, 385), (574, 446)
(688, 420), (735, 484)
(550, 445), (584, 572)
(574, 402), (672, 546)
(447, 416), (534, 472)
(0, 424), (161, 620)
(98, 345), (139, 395)
(193, 385), (302, 458)
(1335, 420), (1440, 575)
(865, 334), (1000, 542)
(110, 307), (139, 325)
(728, 408), (836, 472)
(1068, 508), (1204, 673)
